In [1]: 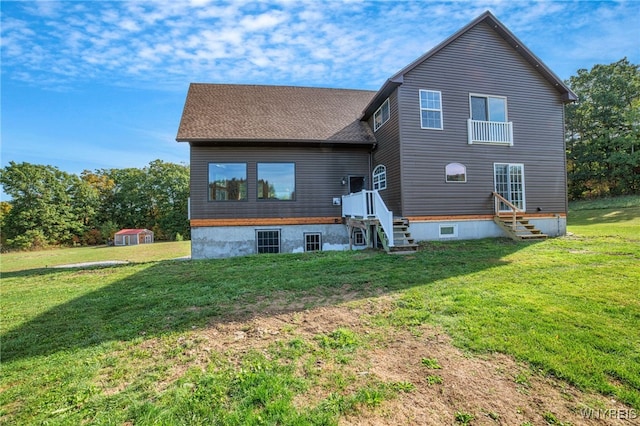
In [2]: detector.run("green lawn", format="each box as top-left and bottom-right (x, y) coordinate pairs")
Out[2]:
(0, 241), (191, 273)
(1, 198), (639, 424)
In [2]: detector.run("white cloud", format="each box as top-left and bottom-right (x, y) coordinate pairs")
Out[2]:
(1, 0), (638, 91)
(240, 10), (288, 31)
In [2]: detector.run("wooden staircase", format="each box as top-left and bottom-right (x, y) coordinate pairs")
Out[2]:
(380, 218), (419, 254)
(494, 215), (547, 241)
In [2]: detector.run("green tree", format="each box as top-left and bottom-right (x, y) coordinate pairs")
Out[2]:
(101, 167), (151, 230)
(145, 160), (190, 240)
(565, 58), (640, 199)
(0, 201), (13, 249)
(0, 162), (83, 249)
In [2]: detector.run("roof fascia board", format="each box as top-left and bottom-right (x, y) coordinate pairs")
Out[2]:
(184, 139), (376, 149)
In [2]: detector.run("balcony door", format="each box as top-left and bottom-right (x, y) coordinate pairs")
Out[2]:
(494, 163), (525, 211)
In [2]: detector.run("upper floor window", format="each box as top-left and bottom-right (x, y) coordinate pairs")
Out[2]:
(419, 90), (443, 130)
(470, 94), (507, 122)
(258, 163), (295, 200)
(208, 163), (247, 201)
(372, 164), (387, 190)
(373, 98), (390, 131)
(468, 94), (512, 145)
(445, 163), (467, 183)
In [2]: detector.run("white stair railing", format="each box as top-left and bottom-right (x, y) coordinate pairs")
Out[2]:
(342, 190), (394, 247)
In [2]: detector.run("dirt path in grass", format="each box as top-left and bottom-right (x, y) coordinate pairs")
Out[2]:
(190, 295), (634, 426)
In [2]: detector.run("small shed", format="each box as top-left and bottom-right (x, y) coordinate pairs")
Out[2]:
(114, 229), (154, 246)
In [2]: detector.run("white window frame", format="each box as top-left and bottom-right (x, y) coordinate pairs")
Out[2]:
(439, 224), (458, 239)
(372, 164), (387, 190)
(469, 93), (508, 122)
(353, 229), (365, 246)
(373, 98), (390, 131)
(419, 90), (443, 130)
(493, 163), (526, 212)
(445, 163), (467, 183)
(468, 93), (512, 145)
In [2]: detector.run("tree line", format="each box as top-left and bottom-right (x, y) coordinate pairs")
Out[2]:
(0, 160), (189, 250)
(565, 58), (640, 199)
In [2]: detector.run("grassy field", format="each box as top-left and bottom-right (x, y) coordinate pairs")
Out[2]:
(1, 197), (639, 424)
(0, 241), (191, 273)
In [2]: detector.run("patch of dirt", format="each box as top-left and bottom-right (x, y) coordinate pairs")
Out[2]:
(160, 296), (634, 425)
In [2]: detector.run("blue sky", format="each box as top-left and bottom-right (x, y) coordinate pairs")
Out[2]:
(1, 0), (639, 189)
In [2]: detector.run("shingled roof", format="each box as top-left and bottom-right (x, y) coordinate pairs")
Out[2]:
(176, 84), (377, 145)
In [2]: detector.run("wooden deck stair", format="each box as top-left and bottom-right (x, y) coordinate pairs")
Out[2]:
(494, 215), (547, 241)
(385, 218), (419, 254)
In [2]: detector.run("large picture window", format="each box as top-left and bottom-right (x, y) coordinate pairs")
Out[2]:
(208, 163), (247, 201)
(419, 90), (443, 130)
(258, 163), (295, 200)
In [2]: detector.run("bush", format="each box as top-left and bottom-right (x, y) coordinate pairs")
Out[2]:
(81, 229), (104, 245)
(7, 230), (49, 250)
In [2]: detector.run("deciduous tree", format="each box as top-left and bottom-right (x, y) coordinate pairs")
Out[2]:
(565, 58), (640, 199)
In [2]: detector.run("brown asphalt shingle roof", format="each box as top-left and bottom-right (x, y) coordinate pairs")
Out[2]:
(176, 84), (377, 144)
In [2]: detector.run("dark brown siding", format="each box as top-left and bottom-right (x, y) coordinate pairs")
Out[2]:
(190, 145), (370, 219)
(395, 21), (567, 216)
(369, 90), (402, 214)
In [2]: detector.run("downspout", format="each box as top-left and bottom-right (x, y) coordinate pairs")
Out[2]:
(368, 143), (377, 189)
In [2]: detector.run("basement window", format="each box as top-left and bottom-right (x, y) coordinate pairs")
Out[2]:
(304, 233), (322, 252)
(256, 229), (280, 253)
(439, 224), (458, 239)
(353, 229), (365, 246)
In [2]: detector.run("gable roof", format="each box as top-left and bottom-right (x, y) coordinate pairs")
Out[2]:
(362, 11), (577, 119)
(115, 229), (152, 236)
(176, 84), (377, 145)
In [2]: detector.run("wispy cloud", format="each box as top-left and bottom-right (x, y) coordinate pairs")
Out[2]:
(1, 0), (638, 92)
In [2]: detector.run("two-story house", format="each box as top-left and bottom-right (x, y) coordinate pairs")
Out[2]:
(176, 11), (577, 259)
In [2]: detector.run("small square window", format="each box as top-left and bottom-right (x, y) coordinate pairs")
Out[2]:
(304, 233), (322, 252)
(445, 163), (467, 183)
(353, 229), (365, 246)
(256, 229), (280, 253)
(439, 224), (458, 238)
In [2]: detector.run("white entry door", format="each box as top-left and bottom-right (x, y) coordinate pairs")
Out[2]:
(494, 163), (525, 211)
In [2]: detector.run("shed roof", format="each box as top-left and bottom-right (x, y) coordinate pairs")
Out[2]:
(115, 229), (153, 236)
(176, 84), (376, 145)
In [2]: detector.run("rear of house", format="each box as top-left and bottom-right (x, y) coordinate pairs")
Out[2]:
(177, 11), (576, 259)
(361, 12), (575, 242)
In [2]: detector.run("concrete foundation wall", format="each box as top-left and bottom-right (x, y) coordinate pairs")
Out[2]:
(191, 224), (354, 259)
(191, 216), (566, 259)
(409, 216), (567, 241)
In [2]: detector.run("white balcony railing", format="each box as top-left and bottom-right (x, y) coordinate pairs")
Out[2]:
(467, 119), (513, 145)
(342, 190), (394, 247)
